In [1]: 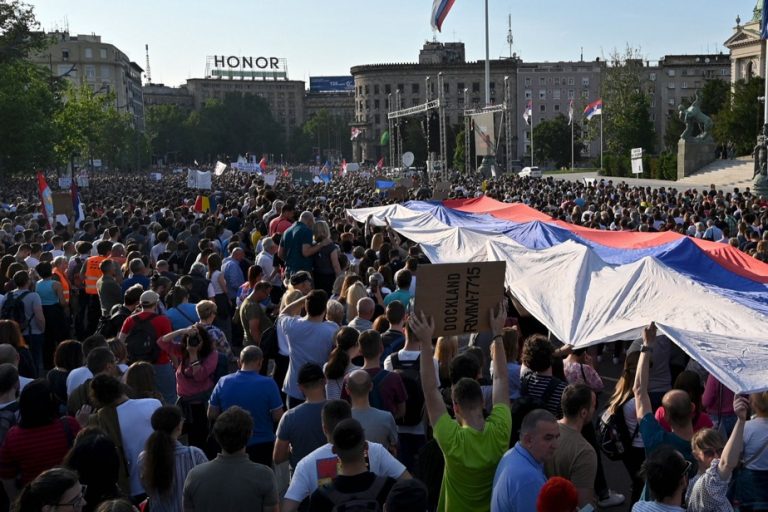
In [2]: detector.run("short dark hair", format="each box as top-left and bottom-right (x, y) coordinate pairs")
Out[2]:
(521, 335), (554, 372)
(239, 345), (263, 366)
(357, 330), (382, 360)
(213, 406), (253, 453)
(305, 289), (328, 317)
(53, 340), (83, 372)
(0, 363), (19, 395)
(451, 377), (483, 411)
(82, 334), (107, 358)
(322, 399), (352, 436)
(124, 284), (144, 306)
(560, 383), (594, 418)
(641, 445), (689, 501)
(298, 362), (325, 387)
(331, 418), (365, 464)
(395, 269), (412, 290)
(449, 354), (480, 385)
(385, 300), (406, 325)
(89, 374), (125, 407)
(12, 270), (29, 289)
(86, 347), (116, 375)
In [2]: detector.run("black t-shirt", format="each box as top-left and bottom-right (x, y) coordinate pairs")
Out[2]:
(308, 472), (396, 512)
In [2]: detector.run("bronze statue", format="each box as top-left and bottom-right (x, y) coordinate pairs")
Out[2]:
(679, 93), (713, 143)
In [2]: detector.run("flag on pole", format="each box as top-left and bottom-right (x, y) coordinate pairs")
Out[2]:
(523, 100), (532, 125)
(341, 159), (347, 174)
(36, 172), (54, 226)
(376, 157), (384, 171)
(583, 99), (603, 120)
(194, 194), (215, 213)
(350, 127), (362, 140)
(762, 0), (768, 39)
(259, 157), (268, 171)
(430, 0), (456, 32)
(568, 100), (574, 125)
(70, 179), (85, 228)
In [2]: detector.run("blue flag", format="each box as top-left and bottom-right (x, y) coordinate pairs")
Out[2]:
(375, 179), (395, 190)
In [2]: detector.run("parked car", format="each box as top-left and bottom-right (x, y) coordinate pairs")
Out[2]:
(518, 166), (541, 178)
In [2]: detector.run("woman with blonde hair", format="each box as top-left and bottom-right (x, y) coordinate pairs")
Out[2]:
(311, 220), (340, 296)
(345, 282), (368, 324)
(434, 336), (458, 389)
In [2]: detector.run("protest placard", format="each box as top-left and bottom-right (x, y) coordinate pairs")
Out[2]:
(414, 261), (506, 337)
(52, 191), (74, 215)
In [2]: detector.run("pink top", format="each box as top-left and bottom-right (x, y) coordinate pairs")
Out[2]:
(702, 374), (735, 416)
(563, 361), (604, 393)
(157, 338), (218, 397)
(654, 404), (714, 433)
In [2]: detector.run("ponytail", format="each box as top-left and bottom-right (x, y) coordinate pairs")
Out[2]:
(141, 406), (183, 496)
(325, 327), (358, 381)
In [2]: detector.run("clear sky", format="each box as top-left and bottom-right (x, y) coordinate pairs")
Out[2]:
(30, 0), (757, 87)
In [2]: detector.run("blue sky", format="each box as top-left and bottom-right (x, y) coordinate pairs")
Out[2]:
(31, 0), (756, 87)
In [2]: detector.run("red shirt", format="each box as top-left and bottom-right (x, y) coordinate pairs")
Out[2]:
(0, 417), (80, 485)
(268, 216), (293, 237)
(120, 311), (173, 364)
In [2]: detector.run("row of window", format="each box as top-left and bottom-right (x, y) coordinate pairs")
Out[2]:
(524, 89), (589, 100)
(357, 81), (499, 96)
(523, 77), (591, 87)
(62, 48), (109, 61)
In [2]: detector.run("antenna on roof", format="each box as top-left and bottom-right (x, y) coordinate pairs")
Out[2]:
(506, 14), (513, 58)
(145, 44), (152, 85)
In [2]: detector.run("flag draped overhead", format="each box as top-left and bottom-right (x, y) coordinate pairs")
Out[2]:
(431, 0), (456, 32)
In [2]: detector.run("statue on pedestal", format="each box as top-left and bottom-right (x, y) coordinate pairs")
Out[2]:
(753, 135), (768, 198)
(679, 94), (713, 143)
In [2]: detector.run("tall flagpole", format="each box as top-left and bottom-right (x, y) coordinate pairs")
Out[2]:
(571, 117), (574, 170)
(531, 102), (535, 166)
(484, 0), (490, 106)
(600, 114), (604, 170)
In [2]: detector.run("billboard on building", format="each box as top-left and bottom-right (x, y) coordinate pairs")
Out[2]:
(309, 76), (354, 93)
(474, 112), (496, 156)
(205, 55), (288, 80)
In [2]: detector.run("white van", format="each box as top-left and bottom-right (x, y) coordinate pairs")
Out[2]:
(518, 166), (541, 178)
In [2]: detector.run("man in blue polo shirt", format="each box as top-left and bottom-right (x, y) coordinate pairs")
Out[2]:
(208, 345), (284, 466)
(278, 211), (330, 278)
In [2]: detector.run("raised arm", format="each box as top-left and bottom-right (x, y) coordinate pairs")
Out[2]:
(633, 322), (656, 420)
(411, 312), (446, 426)
(718, 396), (750, 480)
(489, 302), (510, 407)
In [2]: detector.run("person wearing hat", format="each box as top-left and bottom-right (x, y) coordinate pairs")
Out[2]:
(118, 289), (175, 404)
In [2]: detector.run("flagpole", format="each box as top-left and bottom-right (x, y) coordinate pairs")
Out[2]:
(531, 102), (535, 167)
(600, 113), (604, 170)
(764, 38), (768, 135)
(571, 116), (574, 171)
(484, 0), (490, 106)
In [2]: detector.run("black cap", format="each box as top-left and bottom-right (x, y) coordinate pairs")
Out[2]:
(297, 363), (324, 385)
(384, 479), (428, 512)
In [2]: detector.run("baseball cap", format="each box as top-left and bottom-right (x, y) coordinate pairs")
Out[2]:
(140, 290), (160, 306)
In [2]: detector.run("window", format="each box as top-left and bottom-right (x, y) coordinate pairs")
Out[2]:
(525, 89), (532, 99)
(581, 90), (588, 99)
(554, 104), (560, 111)
(682, 81), (688, 89)
(374, 114), (380, 124)
(444, 82), (450, 93)
(539, 89), (546, 99)
(582, 77), (589, 87)
(667, 69), (676, 77)
(100, 65), (111, 79)
(85, 65), (96, 80)
(374, 84), (379, 94)
(540, 104), (546, 112)
(412, 83), (419, 94)
(554, 77), (561, 85)
(457, 82), (465, 92)
(472, 82), (480, 93)
(384, 98), (389, 109)
(568, 77), (575, 86)
(568, 90), (575, 99)
(489, 82), (496, 91)
(99, 48), (107, 59)
(721, 69), (728, 76)
(649, 72), (656, 81)
(364, 85), (369, 94)
(412, 98), (419, 106)
(84, 48), (93, 59)
(458, 96), (465, 105)
(525, 77), (531, 86)
(358, 86), (362, 95)
(397, 83), (404, 92)
(668, 98), (675, 106)
(553, 89), (561, 100)
(57, 64), (74, 77)
(539, 77), (546, 85)
(374, 99), (380, 109)
(62, 49), (69, 61)
(668, 82), (676, 89)
(385, 84), (391, 94)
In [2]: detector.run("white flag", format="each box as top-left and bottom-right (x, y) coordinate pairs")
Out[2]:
(264, 172), (277, 187)
(214, 161), (227, 176)
(568, 100), (574, 126)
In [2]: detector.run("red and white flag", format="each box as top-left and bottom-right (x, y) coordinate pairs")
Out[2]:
(350, 128), (362, 140)
(376, 157), (384, 171)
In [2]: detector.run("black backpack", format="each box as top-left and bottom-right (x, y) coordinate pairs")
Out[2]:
(259, 325), (279, 360)
(390, 353), (425, 427)
(96, 304), (131, 339)
(315, 475), (389, 512)
(125, 313), (160, 363)
(509, 373), (561, 446)
(0, 291), (32, 333)
(598, 402), (638, 461)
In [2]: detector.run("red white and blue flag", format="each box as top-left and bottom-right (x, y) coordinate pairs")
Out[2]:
(431, 0), (456, 32)
(523, 100), (532, 125)
(36, 172), (53, 226)
(583, 99), (603, 120)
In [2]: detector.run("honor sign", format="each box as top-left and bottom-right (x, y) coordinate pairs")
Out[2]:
(205, 55), (288, 80)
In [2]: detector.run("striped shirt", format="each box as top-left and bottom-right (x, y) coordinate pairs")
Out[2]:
(0, 417), (79, 485)
(138, 442), (208, 512)
(520, 370), (567, 419)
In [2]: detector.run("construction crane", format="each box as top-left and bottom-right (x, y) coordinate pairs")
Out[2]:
(144, 44), (152, 84)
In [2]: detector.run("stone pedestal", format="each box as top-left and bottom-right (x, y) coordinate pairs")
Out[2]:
(677, 139), (716, 180)
(754, 174), (768, 198)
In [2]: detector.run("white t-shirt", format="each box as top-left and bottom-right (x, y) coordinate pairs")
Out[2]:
(743, 417), (768, 470)
(117, 398), (162, 496)
(210, 270), (225, 295)
(284, 441), (405, 503)
(383, 349), (439, 436)
(66, 366), (93, 396)
(622, 397), (644, 449)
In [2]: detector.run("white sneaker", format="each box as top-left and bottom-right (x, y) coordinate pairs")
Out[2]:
(597, 490), (625, 507)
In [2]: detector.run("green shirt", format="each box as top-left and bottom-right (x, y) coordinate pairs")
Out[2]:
(433, 403), (512, 512)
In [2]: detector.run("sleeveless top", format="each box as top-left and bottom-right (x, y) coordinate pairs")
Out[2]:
(313, 243), (337, 275)
(36, 279), (59, 306)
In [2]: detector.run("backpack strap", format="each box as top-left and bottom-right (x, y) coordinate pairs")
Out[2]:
(371, 369), (389, 387)
(176, 306), (196, 324)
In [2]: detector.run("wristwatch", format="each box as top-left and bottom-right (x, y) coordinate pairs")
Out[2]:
(640, 345), (653, 353)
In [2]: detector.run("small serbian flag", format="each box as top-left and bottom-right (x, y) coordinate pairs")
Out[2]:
(37, 172), (54, 224)
(431, 0), (456, 32)
(583, 99), (603, 121)
(376, 157), (384, 171)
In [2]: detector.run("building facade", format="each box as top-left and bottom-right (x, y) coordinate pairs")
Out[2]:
(724, 4), (764, 86)
(142, 83), (195, 112)
(304, 91), (355, 122)
(31, 32), (145, 131)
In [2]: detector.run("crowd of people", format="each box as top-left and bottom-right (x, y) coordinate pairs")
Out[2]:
(0, 167), (766, 512)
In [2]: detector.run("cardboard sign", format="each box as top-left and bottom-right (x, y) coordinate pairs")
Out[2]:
(414, 261), (506, 337)
(58, 177), (72, 189)
(52, 191), (74, 215)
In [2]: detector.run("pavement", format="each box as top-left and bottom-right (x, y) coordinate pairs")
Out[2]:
(545, 156), (755, 194)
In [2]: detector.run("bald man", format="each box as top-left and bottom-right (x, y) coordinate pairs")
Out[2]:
(348, 297), (375, 333)
(208, 345), (284, 466)
(346, 369), (398, 453)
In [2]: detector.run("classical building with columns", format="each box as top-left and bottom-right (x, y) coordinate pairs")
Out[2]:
(724, 2), (765, 85)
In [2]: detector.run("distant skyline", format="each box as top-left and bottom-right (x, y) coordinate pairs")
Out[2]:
(31, 0), (756, 87)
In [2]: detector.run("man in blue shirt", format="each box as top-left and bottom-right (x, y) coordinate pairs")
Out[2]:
(491, 409), (560, 512)
(382, 269), (412, 307)
(278, 211), (330, 278)
(208, 345), (284, 466)
(221, 247), (246, 301)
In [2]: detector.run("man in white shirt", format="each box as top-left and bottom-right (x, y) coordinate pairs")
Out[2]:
(256, 238), (283, 303)
(281, 399), (409, 512)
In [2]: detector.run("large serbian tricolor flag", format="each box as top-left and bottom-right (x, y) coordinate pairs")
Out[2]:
(347, 196), (768, 394)
(430, 0), (456, 32)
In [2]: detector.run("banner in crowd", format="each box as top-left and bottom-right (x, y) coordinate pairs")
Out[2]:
(187, 169), (212, 189)
(347, 198), (768, 394)
(474, 112), (495, 156)
(263, 172), (277, 186)
(214, 161), (227, 176)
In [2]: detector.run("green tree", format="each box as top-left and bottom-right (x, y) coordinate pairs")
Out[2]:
(699, 78), (730, 119)
(601, 47), (656, 160)
(146, 104), (190, 164)
(402, 119), (427, 166)
(714, 77), (764, 155)
(532, 114), (584, 168)
(0, 0), (48, 64)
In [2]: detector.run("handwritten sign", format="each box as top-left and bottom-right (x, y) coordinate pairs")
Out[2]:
(414, 261), (506, 336)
